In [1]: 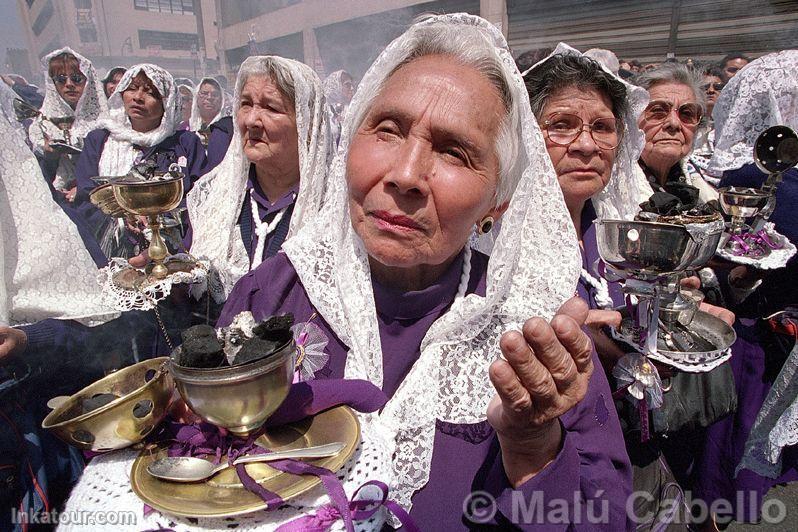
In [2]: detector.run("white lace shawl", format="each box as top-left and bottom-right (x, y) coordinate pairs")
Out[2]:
(29, 47), (107, 190)
(708, 50), (798, 174)
(30, 46), (107, 149)
(0, 84), (115, 327)
(523, 43), (653, 221)
(187, 56), (332, 302)
(94, 64), (180, 177)
(188, 77), (232, 132)
(281, 14), (581, 515)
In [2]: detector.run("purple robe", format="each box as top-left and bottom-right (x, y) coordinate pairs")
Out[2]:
(693, 164), (798, 522)
(219, 250), (632, 530)
(184, 164), (297, 266)
(200, 116), (234, 174)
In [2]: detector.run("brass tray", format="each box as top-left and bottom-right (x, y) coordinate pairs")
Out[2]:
(130, 405), (359, 518)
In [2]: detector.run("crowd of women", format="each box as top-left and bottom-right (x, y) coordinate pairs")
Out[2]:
(0, 13), (796, 531)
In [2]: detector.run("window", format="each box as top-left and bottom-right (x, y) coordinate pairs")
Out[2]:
(138, 29), (198, 51)
(32, 0), (53, 36)
(133, 0), (194, 14)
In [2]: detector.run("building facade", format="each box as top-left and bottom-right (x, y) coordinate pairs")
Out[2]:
(16, 0), (219, 80)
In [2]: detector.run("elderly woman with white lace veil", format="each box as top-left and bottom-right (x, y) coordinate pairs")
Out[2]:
(219, 15), (631, 529)
(72, 64), (207, 260)
(29, 47), (107, 199)
(189, 76), (234, 170)
(186, 56), (331, 305)
(524, 44), (655, 368)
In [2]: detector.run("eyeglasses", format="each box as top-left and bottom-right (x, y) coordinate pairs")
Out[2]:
(701, 82), (725, 92)
(643, 100), (702, 126)
(542, 113), (622, 150)
(52, 74), (85, 85)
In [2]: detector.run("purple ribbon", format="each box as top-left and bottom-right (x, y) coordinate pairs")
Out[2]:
(140, 379), (413, 530)
(276, 480), (419, 532)
(729, 230), (784, 257)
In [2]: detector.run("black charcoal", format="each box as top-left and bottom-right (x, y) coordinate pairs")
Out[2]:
(179, 324), (225, 368)
(232, 337), (285, 366)
(252, 314), (294, 345)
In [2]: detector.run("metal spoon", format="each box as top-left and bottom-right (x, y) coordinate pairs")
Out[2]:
(147, 441), (346, 482)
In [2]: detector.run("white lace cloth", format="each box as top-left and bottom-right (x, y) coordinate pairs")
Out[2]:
(738, 343), (798, 479)
(189, 77), (232, 133)
(715, 224), (797, 269)
(523, 43), (654, 221)
(60, 416), (393, 532)
(187, 56), (332, 302)
(708, 50), (798, 174)
(282, 14), (580, 520)
(98, 255), (209, 312)
(0, 83), (115, 327)
(28, 47), (107, 190)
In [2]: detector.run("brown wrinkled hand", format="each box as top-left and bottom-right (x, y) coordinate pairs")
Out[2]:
(487, 297), (594, 442)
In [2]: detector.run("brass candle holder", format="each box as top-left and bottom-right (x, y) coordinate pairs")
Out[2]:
(112, 176), (184, 280)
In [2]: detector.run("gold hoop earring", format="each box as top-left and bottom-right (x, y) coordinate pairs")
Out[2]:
(478, 216), (494, 235)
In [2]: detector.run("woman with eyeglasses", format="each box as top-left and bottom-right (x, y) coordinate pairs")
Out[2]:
(635, 63), (719, 208)
(29, 47), (107, 202)
(190, 77), (234, 171)
(526, 47), (740, 531)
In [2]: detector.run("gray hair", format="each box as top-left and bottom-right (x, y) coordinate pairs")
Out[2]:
(239, 56), (297, 109)
(351, 19), (521, 207)
(525, 53), (629, 138)
(633, 62), (706, 115)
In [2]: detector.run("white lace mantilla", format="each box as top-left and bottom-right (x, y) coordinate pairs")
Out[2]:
(99, 255), (209, 312)
(59, 416), (392, 532)
(0, 83), (116, 327)
(187, 56), (332, 302)
(715, 224), (797, 269)
(28, 47), (107, 190)
(709, 50), (798, 173)
(738, 343), (798, 479)
(282, 14), (580, 519)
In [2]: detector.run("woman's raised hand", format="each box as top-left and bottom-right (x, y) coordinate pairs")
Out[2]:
(487, 297), (594, 486)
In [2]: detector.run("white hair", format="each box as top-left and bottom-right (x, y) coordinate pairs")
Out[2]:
(349, 18), (522, 207)
(584, 48), (620, 74)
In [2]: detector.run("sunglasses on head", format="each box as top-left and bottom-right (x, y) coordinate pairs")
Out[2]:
(52, 73), (85, 85)
(701, 82), (725, 92)
(644, 100), (702, 126)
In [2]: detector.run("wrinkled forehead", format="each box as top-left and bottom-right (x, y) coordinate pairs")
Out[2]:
(647, 81), (696, 105)
(365, 55), (505, 136)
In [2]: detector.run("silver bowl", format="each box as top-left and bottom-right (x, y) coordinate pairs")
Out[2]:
(595, 219), (700, 279)
(169, 341), (296, 437)
(718, 187), (771, 219)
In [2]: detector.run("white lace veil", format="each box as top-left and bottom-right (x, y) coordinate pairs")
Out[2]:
(282, 14), (580, 514)
(522, 43), (652, 221)
(33, 46), (107, 144)
(95, 64), (180, 149)
(708, 50), (798, 173)
(0, 83), (115, 327)
(188, 77), (232, 131)
(187, 56), (332, 302)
